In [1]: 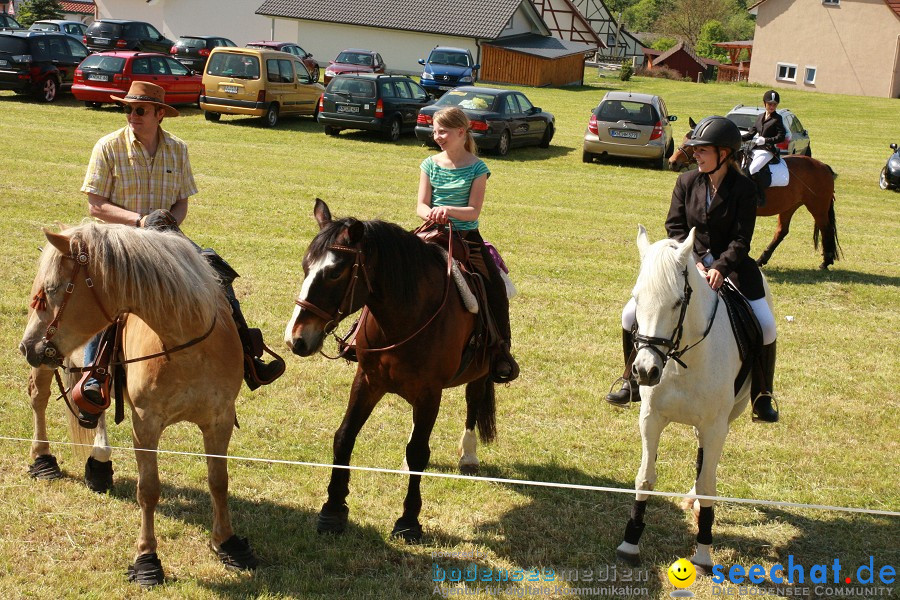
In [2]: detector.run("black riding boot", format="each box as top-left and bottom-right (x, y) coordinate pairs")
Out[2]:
(606, 328), (640, 406)
(751, 169), (771, 208)
(227, 293), (285, 391)
(752, 341), (778, 423)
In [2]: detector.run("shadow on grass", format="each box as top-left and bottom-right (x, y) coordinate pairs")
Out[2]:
(761, 267), (900, 288)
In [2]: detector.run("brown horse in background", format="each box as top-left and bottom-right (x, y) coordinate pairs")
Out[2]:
(284, 199), (498, 542)
(20, 223), (257, 586)
(670, 125), (841, 270)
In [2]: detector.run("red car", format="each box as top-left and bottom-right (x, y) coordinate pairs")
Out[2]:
(245, 40), (319, 82)
(323, 48), (385, 84)
(72, 50), (203, 107)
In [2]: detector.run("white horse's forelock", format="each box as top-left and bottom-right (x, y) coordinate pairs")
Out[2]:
(634, 238), (685, 307)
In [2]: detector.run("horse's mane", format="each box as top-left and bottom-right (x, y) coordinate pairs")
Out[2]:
(634, 238), (685, 305)
(37, 222), (221, 331)
(309, 218), (442, 304)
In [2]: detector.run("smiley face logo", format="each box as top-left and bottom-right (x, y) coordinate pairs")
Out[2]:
(667, 558), (697, 588)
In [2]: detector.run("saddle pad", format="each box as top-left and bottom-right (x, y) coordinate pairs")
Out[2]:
(769, 160), (789, 187)
(720, 282), (762, 364)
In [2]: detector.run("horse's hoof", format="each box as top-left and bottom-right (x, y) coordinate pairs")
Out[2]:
(691, 560), (713, 577)
(458, 462), (479, 476)
(127, 552), (165, 587)
(213, 535), (258, 570)
(391, 519), (423, 543)
(615, 548), (641, 567)
(819, 262), (831, 271)
(28, 454), (63, 480)
(317, 505), (348, 534)
(84, 457), (113, 493)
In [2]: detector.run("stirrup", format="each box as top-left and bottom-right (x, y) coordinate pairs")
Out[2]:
(751, 393), (779, 423)
(606, 376), (639, 407)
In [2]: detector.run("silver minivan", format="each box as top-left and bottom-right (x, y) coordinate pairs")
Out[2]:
(582, 91), (677, 169)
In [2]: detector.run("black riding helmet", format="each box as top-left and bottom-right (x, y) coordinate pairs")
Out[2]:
(684, 116), (742, 153)
(763, 89), (780, 104)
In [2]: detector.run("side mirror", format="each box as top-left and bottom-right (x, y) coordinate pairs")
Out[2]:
(530, 106), (541, 114)
(308, 53), (313, 58)
(892, 143), (898, 151)
(418, 58), (425, 65)
(472, 64), (481, 70)
(669, 115), (678, 122)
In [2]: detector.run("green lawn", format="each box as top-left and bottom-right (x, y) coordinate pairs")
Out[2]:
(0, 73), (897, 599)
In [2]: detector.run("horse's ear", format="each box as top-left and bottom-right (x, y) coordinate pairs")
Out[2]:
(346, 219), (364, 244)
(678, 228), (697, 263)
(43, 228), (71, 255)
(689, 117), (696, 129)
(636, 224), (651, 259)
(313, 198), (332, 230)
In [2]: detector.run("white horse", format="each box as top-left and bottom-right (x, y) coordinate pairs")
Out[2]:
(615, 225), (772, 573)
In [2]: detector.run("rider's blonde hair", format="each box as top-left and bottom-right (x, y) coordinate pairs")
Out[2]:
(433, 107), (477, 156)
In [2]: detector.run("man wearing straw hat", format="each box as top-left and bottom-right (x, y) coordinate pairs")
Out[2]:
(77, 82), (283, 419)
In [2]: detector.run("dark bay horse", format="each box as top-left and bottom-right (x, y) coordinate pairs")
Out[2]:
(20, 223), (257, 586)
(670, 123), (841, 270)
(283, 199), (498, 541)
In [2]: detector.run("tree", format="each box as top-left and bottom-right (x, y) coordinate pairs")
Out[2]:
(650, 37), (678, 52)
(15, 0), (63, 27)
(654, 0), (736, 47)
(696, 20), (729, 61)
(623, 0), (671, 32)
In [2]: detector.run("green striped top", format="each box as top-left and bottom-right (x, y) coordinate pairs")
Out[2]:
(420, 156), (490, 231)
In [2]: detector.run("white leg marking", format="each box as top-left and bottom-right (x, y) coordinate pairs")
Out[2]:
(457, 428), (479, 470)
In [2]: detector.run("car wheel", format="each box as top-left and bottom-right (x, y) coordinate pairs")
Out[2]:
(263, 104), (279, 128)
(665, 139), (675, 158)
(496, 130), (510, 157)
(324, 125), (339, 136)
(880, 167), (890, 191)
(804, 145), (812, 157)
(37, 77), (59, 102)
(385, 117), (402, 143)
(582, 150), (594, 164)
(538, 123), (554, 148)
(204, 111), (221, 122)
(655, 152), (668, 170)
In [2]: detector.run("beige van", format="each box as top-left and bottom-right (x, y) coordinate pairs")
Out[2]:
(200, 46), (324, 127)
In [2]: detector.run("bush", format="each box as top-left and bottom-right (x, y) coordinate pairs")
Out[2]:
(620, 59), (634, 82)
(635, 65), (683, 80)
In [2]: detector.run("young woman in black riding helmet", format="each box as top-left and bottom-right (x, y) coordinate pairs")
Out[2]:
(607, 116), (779, 423)
(742, 89), (786, 206)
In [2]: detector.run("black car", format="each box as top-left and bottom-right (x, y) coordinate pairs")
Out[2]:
(171, 35), (236, 72)
(415, 86), (554, 156)
(84, 19), (173, 54)
(318, 74), (433, 142)
(0, 31), (89, 101)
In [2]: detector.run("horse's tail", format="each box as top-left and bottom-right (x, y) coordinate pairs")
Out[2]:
(813, 196), (842, 262)
(476, 381), (497, 444)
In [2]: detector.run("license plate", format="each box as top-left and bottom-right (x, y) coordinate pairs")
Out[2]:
(0, 59), (8, 67)
(336, 105), (359, 113)
(438, 85), (453, 91)
(93, 37), (110, 45)
(223, 85), (238, 94)
(86, 73), (109, 82)
(610, 129), (639, 139)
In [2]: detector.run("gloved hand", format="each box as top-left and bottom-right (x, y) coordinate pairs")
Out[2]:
(753, 134), (766, 146)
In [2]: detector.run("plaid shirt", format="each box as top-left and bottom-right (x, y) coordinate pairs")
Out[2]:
(81, 126), (198, 215)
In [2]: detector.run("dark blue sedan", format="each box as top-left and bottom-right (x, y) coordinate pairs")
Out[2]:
(415, 86), (555, 156)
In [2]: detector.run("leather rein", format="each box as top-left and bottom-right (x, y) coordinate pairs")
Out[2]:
(632, 265), (719, 369)
(295, 221), (455, 359)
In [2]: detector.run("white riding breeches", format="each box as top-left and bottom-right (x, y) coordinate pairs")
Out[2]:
(621, 291), (777, 345)
(749, 149), (774, 175)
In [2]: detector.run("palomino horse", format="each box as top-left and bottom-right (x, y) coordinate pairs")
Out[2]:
(19, 223), (257, 586)
(284, 199), (498, 541)
(615, 225), (770, 573)
(669, 124), (841, 270)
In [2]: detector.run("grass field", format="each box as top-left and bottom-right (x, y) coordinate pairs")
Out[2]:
(0, 72), (898, 600)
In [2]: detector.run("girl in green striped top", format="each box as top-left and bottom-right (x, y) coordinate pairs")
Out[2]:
(416, 107), (518, 383)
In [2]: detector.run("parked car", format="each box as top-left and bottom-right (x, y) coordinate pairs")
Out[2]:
(725, 104), (812, 156)
(880, 143), (900, 191)
(318, 73), (432, 142)
(246, 41), (319, 82)
(582, 91), (677, 169)
(199, 46), (324, 127)
(84, 19), (173, 54)
(0, 13), (23, 30)
(415, 86), (554, 156)
(29, 19), (87, 41)
(73, 50), (203, 107)
(418, 46), (479, 97)
(170, 35), (236, 73)
(0, 31), (88, 101)
(323, 49), (385, 84)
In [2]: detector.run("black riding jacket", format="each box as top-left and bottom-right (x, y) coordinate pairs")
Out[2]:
(742, 111), (786, 156)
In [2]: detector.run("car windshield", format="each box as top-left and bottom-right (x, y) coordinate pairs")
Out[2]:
(89, 22), (123, 36)
(30, 22), (59, 32)
(176, 37), (206, 48)
(335, 52), (373, 66)
(596, 100), (657, 125)
(428, 51), (470, 67)
(436, 89), (497, 112)
(206, 52), (260, 79)
(328, 78), (376, 96)
(726, 113), (758, 131)
(78, 54), (126, 72)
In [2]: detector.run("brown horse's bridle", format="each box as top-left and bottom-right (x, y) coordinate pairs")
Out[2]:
(294, 244), (373, 338)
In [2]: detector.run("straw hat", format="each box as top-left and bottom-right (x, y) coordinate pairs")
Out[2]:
(110, 81), (179, 118)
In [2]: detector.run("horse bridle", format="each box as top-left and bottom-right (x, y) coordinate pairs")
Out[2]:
(294, 244), (373, 339)
(632, 266), (719, 369)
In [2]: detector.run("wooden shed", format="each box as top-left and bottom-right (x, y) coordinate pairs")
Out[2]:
(482, 33), (593, 87)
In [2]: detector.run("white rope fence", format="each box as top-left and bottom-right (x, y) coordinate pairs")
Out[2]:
(2, 435), (898, 517)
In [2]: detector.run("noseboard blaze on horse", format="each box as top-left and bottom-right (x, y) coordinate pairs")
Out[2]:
(284, 199), (498, 541)
(616, 225), (770, 574)
(670, 121), (841, 270)
(19, 223), (257, 586)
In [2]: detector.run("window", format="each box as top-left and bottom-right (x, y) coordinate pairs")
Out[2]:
(379, 82), (396, 98)
(515, 94), (534, 113)
(395, 80), (413, 99)
(776, 63), (797, 82)
(167, 57), (190, 76)
(294, 60), (310, 81)
(823, 0), (839, 5)
(503, 95), (521, 115)
(804, 66), (816, 85)
(131, 58), (150, 75)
